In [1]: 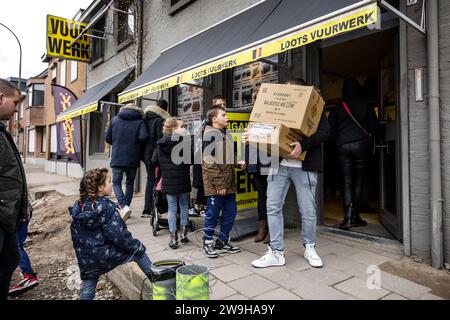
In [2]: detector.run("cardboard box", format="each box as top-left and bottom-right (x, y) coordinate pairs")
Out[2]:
(249, 83), (325, 137)
(247, 122), (307, 161)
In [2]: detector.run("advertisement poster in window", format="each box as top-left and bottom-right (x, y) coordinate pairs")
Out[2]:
(232, 55), (279, 110)
(176, 79), (204, 135)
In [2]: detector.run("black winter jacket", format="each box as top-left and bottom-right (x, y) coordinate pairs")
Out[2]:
(0, 122), (28, 234)
(105, 105), (148, 168)
(298, 112), (330, 172)
(328, 78), (378, 147)
(152, 134), (192, 195)
(142, 105), (170, 164)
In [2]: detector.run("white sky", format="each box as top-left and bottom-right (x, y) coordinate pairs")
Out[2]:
(0, 0), (93, 80)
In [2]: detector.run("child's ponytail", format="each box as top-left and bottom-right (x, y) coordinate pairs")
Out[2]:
(79, 168), (109, 204)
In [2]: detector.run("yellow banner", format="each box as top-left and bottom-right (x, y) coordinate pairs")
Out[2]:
(47, 15), (91, 62)
(56, 103), (97, 122)
(227, 112), (258, 210)
(119, 4), (378, 103)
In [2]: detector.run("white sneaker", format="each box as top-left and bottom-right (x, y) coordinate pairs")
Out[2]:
(120, 205), (132, 221)
(304, 243), (323, 268)
(251, 246), (285, 268)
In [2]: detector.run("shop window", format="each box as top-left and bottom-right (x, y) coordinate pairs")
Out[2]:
(89, 111), (106, 154)
(116, 0), (135, 47)
(176, 79), (204, 135)
(168, 0), (196, 15)
(231, 54), (279, 110)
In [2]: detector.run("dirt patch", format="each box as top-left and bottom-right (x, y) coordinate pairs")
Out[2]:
(9, 193), (125, 300)
(379, 257), (450, 299)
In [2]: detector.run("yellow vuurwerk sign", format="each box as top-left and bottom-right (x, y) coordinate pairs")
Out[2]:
(227, 113), (258, 211)
(47, 15), (91, 62)
(118, 3), (378, 103)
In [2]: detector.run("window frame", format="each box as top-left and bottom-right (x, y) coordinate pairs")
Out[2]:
(168, 0), (197, 16)
(70, 61), (78, 82)
(115, 0), (135, 48)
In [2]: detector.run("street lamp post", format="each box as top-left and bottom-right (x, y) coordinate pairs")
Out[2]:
(0, 22), (22, 144)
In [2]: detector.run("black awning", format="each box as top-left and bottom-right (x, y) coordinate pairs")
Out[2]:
(57, 67), (134, 121)
(119, 0), (378, 102)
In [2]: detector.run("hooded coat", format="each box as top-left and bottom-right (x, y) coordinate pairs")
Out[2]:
(152, 134), (192, 195)
(142, 105), (171, 165)
(70, 197), (146, 280)
(105, 104), (148, 168)
(328, 78), (378, 147)
(201, 125), (236, 196)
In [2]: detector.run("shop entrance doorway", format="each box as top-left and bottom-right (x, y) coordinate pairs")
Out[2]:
(320, 28), (400, 240)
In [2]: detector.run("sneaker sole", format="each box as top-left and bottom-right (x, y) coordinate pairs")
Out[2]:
(304, 256), (323, 268)
(251, 262), (285, 268)
(215, 249), (241, 254)
(8, 282), (39, 297)
(121, 211), (132, 221)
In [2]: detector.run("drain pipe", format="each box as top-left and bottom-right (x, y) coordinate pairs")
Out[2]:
(427, 0), (443, 269)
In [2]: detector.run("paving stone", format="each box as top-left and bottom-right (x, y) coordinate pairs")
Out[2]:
(348, 251), (392, 266)
(379, 271), (432, 300)
(419, 293), (444, 300)
(321, 253), (369, 280)
(334, 277), (390, 300)
(223, 251), (260, 266)
(228, 274), (279, 298)
(299, 265), (352, 286)
(210, 264), (253, 283)
(291, 279), (355, 300)
(381, 293), (408, 300)
(240, 243), (269, 256)
(284, 254), (311, 272)
(261, 268), (311, 290)
(317, 242), (362, 257)
(191, 257), (233, 270)
(224, 294), (249, 300)
(253, 287), (301, 300)
(210, 280), (237, 300)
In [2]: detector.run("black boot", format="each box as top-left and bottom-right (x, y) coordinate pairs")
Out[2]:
(350, 209), (368, 227)
(339, 206), (352, 229)
(180, 226), (189, 243)
(169, 232), (178, 249)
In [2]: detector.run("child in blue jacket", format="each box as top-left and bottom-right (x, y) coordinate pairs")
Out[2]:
(70, 168), (153, 300)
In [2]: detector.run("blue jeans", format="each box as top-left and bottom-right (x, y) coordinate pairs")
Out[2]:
(266, 166), (318, 251)
(167, 193), (190, 233)
(112, 167), (137, 208)
(79, 252), (152, 300)
(17, 221), (34, 275)
(203, 194), (237, 243)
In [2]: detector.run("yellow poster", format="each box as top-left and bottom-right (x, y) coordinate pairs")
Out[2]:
(47, 15), (91, 62)
(227, 112), (258, 210)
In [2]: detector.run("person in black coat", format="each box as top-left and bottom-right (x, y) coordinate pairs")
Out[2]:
(152, 117), (192, 249)
(105, 104), (148, 221)
(141, 100), (170, 218)
(328, 78), (378, 229)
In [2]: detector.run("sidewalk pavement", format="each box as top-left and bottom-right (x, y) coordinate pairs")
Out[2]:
(24, 164), (449, 300)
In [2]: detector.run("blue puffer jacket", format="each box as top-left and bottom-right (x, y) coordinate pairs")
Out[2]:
(105, 104), (148, 167)
(70, 197), (146, 280)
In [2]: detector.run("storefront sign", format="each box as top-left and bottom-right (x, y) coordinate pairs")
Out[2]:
(52, 85), (83, 165)
(47, 15), (91, 62)
(119, 3), (379, 103)
(227, 112), (258, 210)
